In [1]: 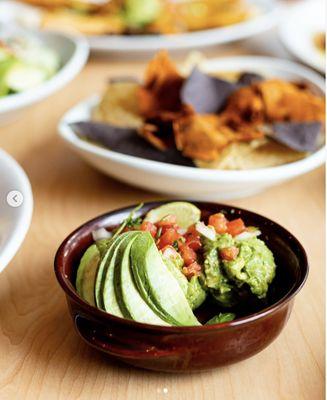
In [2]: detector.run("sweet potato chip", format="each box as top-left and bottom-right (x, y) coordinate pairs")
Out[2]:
(256, 79), (325, 123)
(137, 51), (185, 119)
(138, 106), (194, 150)
(221, 86), (266, 127)
(173, 114), (235, 161)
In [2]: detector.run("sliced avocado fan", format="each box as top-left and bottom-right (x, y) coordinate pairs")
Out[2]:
(130, 232), (201, 326)
(76, 244), (100, 306)
(114, 231), (169, 326)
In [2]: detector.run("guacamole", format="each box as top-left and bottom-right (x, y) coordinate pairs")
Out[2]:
(75, 202), (276, 327)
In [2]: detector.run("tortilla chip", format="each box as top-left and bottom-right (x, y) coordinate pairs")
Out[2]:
(195, 139), (306, 170)
(269, 122), (322, 152)
(181, 67), (237, 113)
(173, 114), (235, 161)
(221, 86), (266, 126)
(71, 121), (194, 167)
(137, 51), (185, 119)
(139, 106), (193, 150)
(238, 72), (264, 85)
(42, 9), (125, 35)
(93, 80), (143, 129)
(256, 79), (325, 123)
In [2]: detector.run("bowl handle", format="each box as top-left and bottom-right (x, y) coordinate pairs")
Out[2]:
(75, 315), (179, 359)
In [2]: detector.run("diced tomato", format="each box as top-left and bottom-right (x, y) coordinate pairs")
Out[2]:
(226, 218), (245, 236)
(186, 224), (197, 235)
(156, 214), (177, 229)
(220, 246), (239, 261)
(185, 233), (202, 251)
(179, 244), (197, 266)
(208, 213), (228, 234)
(157, 228), (181, 250)
(123, 226), (134, 232)
(182, 261), (202, 279)
(140, 221), (157, 238)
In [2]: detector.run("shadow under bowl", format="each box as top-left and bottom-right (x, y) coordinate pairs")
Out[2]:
(54, 201), (308, 372)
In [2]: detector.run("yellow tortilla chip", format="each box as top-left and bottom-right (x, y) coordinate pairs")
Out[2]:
(93, 81), (143, 128)
(195, 139), (307, 170)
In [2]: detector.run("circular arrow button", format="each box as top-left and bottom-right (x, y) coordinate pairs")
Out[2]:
(6, 190), (24, 208)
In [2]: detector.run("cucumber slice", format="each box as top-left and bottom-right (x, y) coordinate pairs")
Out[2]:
(144, 202), (201, 229)
(130, 232), (201, 326)
(75, 244), (100, 306)
(114, 232), (169, 326)
(5, 62), (48, 92)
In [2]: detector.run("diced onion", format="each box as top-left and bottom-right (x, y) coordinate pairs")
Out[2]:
(235, 230), (261, 241)
(92, 228), (112, 241)
(161, 245), (179, 259)
(177, 228), (187, 235)
(195, 222), (216, 241)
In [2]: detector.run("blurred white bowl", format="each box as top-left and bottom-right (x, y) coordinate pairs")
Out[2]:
(0, 0), (282, 53)
(88, 0), (282, 52)
(58, 56), (326, 200)
(0, 28), (89, 124)
(279, 0), (325, 74)
(0, 149), (33, 273)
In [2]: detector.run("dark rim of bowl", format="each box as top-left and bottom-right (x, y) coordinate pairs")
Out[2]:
(54, 200), (309, 334)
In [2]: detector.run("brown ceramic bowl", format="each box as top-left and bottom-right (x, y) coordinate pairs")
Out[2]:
(54, 201), (308, 372)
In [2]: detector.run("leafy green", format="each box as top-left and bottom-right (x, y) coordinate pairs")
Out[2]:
(206, 312), (236, 325)
(113, 203), (143, 238)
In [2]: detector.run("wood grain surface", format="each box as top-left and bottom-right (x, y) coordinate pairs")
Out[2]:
(0, 42), (325, 400)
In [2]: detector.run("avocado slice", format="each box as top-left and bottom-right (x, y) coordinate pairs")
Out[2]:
(101, 231), (140, 317)
(130, 232), (201, 326)
(94, 234), (123, 310)
(144, 202), (201, 229)
(113, 232), (169, 325)
(76, 244), (100, 306)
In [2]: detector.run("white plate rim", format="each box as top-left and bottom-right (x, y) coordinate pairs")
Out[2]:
(88, 0), (283, 51)
(0, 149), (33, 273)
(278, 0), (325, 73)
(58, 55), (326, 183)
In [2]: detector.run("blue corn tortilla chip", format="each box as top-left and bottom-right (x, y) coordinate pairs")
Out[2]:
(238, 72), (264, 85)
(181, 67), (237, 113)
(70, 121), (194, 167)
(269, 122), (322, 152)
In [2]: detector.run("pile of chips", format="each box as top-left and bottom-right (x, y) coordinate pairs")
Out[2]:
(72, 51), (325, 170)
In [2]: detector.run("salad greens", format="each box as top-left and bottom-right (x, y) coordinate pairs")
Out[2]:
(0, 35), (60, 97)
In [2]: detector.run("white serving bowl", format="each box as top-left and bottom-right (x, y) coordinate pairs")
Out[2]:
(58, 56), (326, 200)
(1, 0), (282, 53)
(0, 28), (89, 124)
(279, 0), (325, 74)
(0, 149), (33, 273)
(88, 0), (282, 52)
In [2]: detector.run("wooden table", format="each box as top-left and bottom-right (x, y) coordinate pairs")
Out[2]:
(0, 40), (324, 400)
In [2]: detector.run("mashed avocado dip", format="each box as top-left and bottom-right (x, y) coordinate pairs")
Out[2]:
(75, 202), (276, 326)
